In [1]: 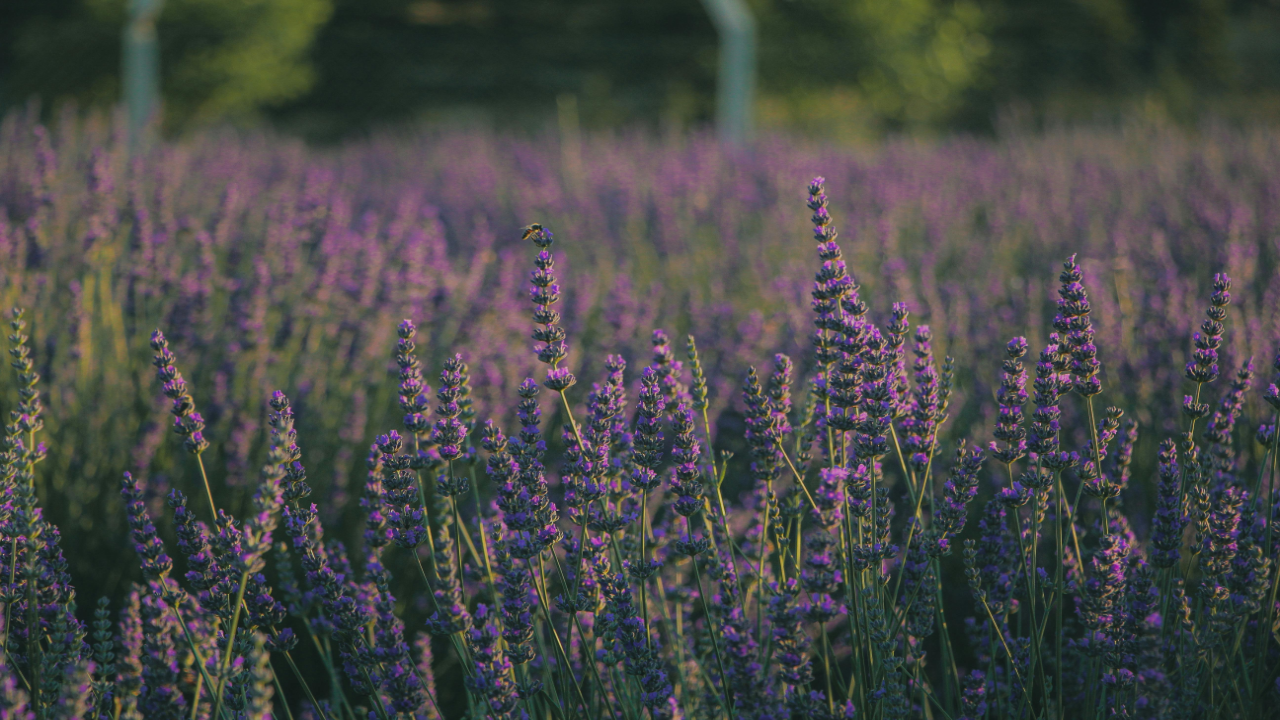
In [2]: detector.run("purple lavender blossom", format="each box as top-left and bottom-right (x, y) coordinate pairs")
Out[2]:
(899, 325), (941, 471)
(767, 579), (812, 688)
(1200, 487), (1243, 578)
(376, 431), (429, 549)
(631, 366), (666, 496)
(930, 442), (985, 555)
(396, 319), (432, 436)
(600, 573), (674, 719)
(1053, 256), (1102, 397)
(669, 403), (703, 520)
(504, 379), (561, 560)
(991, 337), (1029, 466)
(465, 604), (519, 719)
(651, 329), (689, 412)
(1151, 439), (1183, 569)
(122, 472), (173, 582)
(1185, 273), (1231, 386)
(1205, 359), (1253, 485)
(148, 330), (210, 456)
(431, 354), (472, 470)
(1080, 534), (1128, 656)
(806, 176), (855, 369)
(524, 223), (575, 391)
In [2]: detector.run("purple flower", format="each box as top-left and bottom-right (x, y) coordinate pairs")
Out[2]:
(1053, 255), (1102, 397)
(742, 366), (782, 488)
(991, 337), (1029, 465)
(396, 319), (432, 435)
(812, 466), (846, 529)
(767, 578), (812, 687)
(148, 330), (209, 456)
(423, 525), (472, 636)
(368, 561), (431, 716)
(1080, 406), (1125, 500)
(1027, 336), (1069, 459)
(1185, 273), (1231, 385)
(524, 223), (575, 390)
(806, 177), (855, 369)
(166, 490), (219, 596)
(959, 669), (988, 720)
(1200, 487), (1243, 578)
(631, 367), (666, 493)
(1080, 534), (1129, 654)
(600, 573), (674, 719)
(361, 442), (390, 550)
(854, 328), (894, 462)
(1205, 360), (1253, 485)
(899, 325), (941, 471)
(465, 604), (519, 718)
(931, 442), (985, 554)
(376, 431), (429, 549)
(1151, 440), (1183, 569)
(122, 472), (172, 581)
(669, 403), (703, 519)
(766, 353), (795, 438)
(651, 329), (689, 412)
(504, 380), (561, 560)
(801, 529), (843, 623)
(430, 353), (471, 469)
(136, 586), (186, 720)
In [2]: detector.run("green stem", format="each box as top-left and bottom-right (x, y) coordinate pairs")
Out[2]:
(211, 570), (252, 720)
(169, 592), (232, 720)
(690, 544), (736, 720)
(266, 660), (296, 720)
(279, 651), (330, 720)
(194, 453), (219, 525)
(775, 440), (818, 511)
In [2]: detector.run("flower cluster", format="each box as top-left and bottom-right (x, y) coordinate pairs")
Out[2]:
(2, 173), (1279, 720)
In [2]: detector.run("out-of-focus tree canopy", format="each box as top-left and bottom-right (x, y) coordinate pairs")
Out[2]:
(1, 0), (331, 128)
(3, 0), (1280, 138)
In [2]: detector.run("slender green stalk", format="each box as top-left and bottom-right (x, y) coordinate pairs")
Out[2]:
(690, 546), (736, 720)
(266, 661), (296, 720)
(775, 440), (818, 511)
(189, 672), (204, 720)
(532, 558), (592, 720)
(210, 569), (252, 720)
(168, 594), (232, 720)
(193, 453), (219, 525)
(278, 651), (330, 720)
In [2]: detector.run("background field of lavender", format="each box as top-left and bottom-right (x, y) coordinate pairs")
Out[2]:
(1, 109), (1277, 610)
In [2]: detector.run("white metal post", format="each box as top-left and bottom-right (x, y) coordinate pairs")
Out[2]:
(700, 0), (756, 145)
(123, 0), (164, 150)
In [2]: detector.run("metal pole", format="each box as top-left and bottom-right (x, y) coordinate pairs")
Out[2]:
(123, 0), (164, 151)
(699, 0), (756, 145)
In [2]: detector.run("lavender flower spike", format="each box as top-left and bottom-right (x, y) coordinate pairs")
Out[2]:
(1053, 256), (1102, 398)
(149, 330), (210, 456)
(524, 222), (575, 391)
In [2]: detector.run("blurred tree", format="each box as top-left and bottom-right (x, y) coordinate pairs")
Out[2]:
(0, 0), (332, 128)
(271, 0), (719, 138)
(4, 0), (1280, 136)
(749, 0), (991, 132)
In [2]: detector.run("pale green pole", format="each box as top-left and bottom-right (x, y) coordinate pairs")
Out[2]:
(123, 0), (164, 151)
(699, 0), (756, 145)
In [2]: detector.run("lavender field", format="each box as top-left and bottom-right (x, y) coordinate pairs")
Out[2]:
(0, 109), (1279, 719)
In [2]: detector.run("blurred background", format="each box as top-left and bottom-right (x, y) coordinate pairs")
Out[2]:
(4, 0), (1280, 142)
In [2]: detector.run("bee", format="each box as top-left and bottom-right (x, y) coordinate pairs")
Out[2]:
(521, 223), (545, 241)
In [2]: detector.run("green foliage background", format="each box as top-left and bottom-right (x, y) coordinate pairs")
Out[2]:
(3, 0), (1280, 137)
(0, 0), (332, 128)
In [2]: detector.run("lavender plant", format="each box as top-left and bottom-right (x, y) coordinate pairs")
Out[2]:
(0, 111), (1278, 718)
